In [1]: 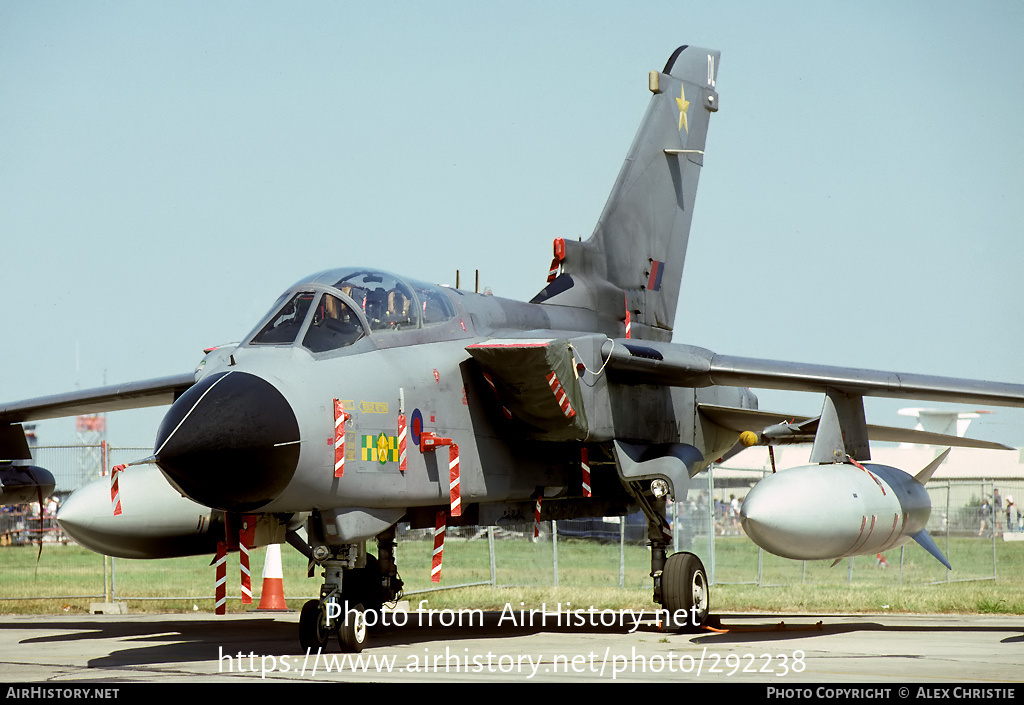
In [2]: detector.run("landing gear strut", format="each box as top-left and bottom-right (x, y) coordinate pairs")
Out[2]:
(299, 547), (369, 653)
(298, 527), (403, 653)
(638, 490), (710, 631)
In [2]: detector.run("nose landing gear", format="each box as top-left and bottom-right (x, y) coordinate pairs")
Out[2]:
(299, 529), (403, 653)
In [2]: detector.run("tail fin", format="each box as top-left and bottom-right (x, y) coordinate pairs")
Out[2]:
(533, 45), (720, 341)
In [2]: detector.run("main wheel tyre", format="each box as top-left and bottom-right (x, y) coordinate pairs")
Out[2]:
(662, 552), (709, 631)
(299, 599), (330, 650)
(342, 555), (385, 626)
(338, 602), (368, 653)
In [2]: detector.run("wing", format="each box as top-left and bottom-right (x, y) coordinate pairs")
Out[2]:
(697, 403), (1013, 450)
(602, 337), (1023, 458)
(602, 339), (1024, 409)
(0, 373), (196, 424)
(0, 373), (194, 502)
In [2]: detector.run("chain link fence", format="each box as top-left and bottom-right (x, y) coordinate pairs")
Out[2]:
(3, 448), (1021, 606)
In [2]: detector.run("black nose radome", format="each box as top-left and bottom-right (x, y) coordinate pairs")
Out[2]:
(154, 371), (299, 512)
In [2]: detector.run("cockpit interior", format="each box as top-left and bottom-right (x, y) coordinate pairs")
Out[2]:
(248, 268), (457, 354)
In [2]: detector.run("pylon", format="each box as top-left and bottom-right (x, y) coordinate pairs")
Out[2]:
(256, 543), (288, 610)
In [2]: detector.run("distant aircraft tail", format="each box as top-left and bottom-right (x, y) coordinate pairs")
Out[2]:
(533, 45), (720, 341)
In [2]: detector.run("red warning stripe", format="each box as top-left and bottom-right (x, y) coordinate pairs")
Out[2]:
(545, 371), (576, 418)
(547, 257), (560, 283)
(850, 457), (886, 496)
(534, 494), (542, 539)
(240, 542), (252, 605)
(580, 447), (591, 498)
(482, 371), (497, 392)
(239, 517), (256, 605)
(110, 464), (126, 516)
(481, 372), (514, 419)
(547, 238), (566, 282)
(419, 432), (461, 517)
(398, 413), (408, 474)
(449, 444), (461, 517)
(431, 511), (446, 583)
(215, 540), (227, 615)
(334, 399), (350, 478)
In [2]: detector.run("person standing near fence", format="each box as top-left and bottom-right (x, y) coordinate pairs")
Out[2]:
(994, 489), (1003, 532)
(979, 499), (992, 537)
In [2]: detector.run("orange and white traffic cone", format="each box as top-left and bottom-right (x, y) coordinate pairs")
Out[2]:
(257, 543), (289, 611)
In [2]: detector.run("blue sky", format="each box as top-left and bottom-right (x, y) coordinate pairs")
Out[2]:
(2, 1), (1023, 450)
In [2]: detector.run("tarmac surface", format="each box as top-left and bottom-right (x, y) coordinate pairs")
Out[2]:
(0, 609), (1022, 685)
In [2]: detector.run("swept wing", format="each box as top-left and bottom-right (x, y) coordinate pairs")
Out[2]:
(0, 373), (195, 423)
(602, 339), (1024, 409)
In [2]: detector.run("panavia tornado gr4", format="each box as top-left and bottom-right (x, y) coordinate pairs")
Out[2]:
(3, 45), (1023, 652)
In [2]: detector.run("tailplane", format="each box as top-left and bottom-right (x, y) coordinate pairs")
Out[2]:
(533, 45), (720, 341)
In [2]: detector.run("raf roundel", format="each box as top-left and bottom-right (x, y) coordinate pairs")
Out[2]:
(411, 408), (424, 446)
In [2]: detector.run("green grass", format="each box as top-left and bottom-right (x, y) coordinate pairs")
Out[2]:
(2, 533), (1022, 616)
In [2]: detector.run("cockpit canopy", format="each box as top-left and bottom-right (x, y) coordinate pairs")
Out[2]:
(248, 268), (456, 354)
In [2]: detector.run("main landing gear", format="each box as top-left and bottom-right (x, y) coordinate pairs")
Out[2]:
(299, 528), (402, 653)
(640, 495), (710, 631)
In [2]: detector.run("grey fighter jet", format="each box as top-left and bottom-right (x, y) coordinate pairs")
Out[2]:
(3, 45), (1024, 652)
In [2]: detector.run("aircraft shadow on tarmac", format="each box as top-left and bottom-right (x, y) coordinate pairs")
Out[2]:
(7, 618), (299, 668)
(693, 614), (1024, 646)
(5, 612), (1023, 670)
(4, 613), (680, 669)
